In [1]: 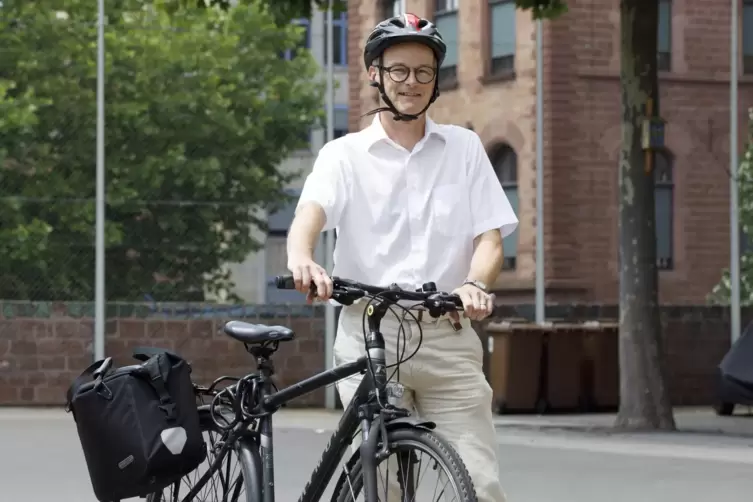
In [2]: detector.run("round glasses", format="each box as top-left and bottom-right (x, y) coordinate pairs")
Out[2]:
(378, 64), (437, 84)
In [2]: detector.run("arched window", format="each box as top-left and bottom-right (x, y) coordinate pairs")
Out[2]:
(654, 150), (674, 270)
(491, 143), (518, 270)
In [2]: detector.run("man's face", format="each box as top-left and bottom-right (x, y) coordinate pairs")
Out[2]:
(369, 42), (436, 116)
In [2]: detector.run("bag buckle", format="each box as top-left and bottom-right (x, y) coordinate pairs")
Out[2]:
(159, 401), (177, 417)
(95, 379), (114, 401)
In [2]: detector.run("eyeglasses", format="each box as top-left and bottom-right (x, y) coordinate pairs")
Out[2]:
(376, 64), (437, 84)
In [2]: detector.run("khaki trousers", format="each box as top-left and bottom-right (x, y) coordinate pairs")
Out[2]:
(333, 302), (507, 502)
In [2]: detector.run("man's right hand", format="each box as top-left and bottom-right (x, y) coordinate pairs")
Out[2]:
(287, 254), (334, 303)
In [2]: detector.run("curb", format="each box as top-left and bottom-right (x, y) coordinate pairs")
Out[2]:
(493, 420), (753, 441)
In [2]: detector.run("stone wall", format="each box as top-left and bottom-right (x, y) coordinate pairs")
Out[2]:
(0, 301), (747, 408)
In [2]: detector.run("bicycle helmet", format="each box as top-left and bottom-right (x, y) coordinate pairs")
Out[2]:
(362, 13), (447, 122)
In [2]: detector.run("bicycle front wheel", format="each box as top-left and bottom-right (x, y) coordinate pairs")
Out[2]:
(332, 427), (478, 502)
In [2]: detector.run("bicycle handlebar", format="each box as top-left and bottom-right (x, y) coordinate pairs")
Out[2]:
(274, 274), (463, 313)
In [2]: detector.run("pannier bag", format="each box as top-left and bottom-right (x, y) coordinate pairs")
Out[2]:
(66, 349), (206, 502)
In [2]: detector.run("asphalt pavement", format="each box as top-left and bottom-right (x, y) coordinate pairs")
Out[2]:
(1, 407), (751, 502)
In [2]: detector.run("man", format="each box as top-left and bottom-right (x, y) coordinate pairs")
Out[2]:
(286, 13), (518, 502)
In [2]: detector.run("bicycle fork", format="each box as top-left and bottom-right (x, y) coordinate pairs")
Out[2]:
(359, 402), (412, 502)
(359, 320), (387, 502)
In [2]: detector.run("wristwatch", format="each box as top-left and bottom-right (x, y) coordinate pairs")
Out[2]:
(463, 279), (488, 293)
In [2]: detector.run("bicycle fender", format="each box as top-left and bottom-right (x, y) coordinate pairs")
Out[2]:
(385, 416), (436, 432)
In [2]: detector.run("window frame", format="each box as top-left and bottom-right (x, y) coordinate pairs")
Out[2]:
(657, 0), (672, 72)
(433, 0), (460, 88)
(490, 143), (519, 271)
(487, 0), (516, 78)
(743, 0), (753, 74)
(324, 12), (349, 67)
(333, 104), (349, 139)
(654, 149), (674, 271)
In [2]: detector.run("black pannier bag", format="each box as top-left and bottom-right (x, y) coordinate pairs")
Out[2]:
(66, 349), (206, 502)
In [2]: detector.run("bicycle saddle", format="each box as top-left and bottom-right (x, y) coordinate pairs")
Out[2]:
(222, 321), (295, 345)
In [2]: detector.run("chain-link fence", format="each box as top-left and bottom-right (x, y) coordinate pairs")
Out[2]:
(0, 1), (325, 303)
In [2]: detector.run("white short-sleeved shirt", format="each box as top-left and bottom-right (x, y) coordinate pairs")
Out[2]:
(296, 114), (519, 294)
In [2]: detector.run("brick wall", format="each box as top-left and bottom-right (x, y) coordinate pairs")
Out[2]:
(0, 302), (326, 407)
(551, 0), (753, 305)
(0, 301), (746, 409)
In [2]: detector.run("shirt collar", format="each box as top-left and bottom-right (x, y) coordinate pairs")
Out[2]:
(362, 113), (446, 151)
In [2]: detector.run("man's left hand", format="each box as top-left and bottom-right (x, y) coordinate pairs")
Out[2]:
(451, 283), (494, 322)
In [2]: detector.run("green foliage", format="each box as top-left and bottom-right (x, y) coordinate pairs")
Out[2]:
(515, 0), (568, 19)
(0, 0), (325, 302)
(184, 0), (347, 24)
(709, 110), (753, 306)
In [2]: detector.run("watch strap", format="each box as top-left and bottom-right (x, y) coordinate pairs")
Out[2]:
(463, 279), (487, 293)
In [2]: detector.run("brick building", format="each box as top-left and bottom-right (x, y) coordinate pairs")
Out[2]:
(347, 0), (753, 305)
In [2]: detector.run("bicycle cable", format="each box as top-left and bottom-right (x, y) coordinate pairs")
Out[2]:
(358, 291), (447, 409)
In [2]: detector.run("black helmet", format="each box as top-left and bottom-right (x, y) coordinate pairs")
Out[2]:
(363, 13), (447, 70)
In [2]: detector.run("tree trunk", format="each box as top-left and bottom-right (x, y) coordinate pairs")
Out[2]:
(615, 0), (676, 430)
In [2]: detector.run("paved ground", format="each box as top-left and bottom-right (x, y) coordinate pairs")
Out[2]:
(1, 407), (752, 502)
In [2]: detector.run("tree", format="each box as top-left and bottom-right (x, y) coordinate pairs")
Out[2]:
(613, 0), (675, 431)
(710, 110), (753, 307)
(0, 0), (325, 302)
(183, 0), (348, 24)
(514, 0), (675, 430)
(198, 0), (566, 24)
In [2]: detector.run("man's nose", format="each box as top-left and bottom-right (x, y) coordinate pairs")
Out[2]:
(404, 70), (418, 85)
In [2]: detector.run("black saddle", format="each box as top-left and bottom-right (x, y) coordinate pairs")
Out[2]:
(223, 320), (295, 345)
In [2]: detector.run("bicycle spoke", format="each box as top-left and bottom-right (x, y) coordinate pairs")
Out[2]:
(339, 441), (464, 502)
(152, 428), (245, 502)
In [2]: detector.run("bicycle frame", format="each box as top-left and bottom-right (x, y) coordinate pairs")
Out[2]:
(178, 296), (405, 502)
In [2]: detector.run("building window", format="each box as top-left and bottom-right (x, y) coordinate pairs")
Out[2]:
(380, 0), (405, 18)
(491, 143), (518, 270)
(657, 0), (671, 71)
(744, 0), (753, 74)
(489, 0), (515, 76)
(333, 105), (349, 139)
(282, 18), (310, 60)
(324, 12), (348, 66)
(265, 190), (306, 303)
(655, 150), (673, 270)
(434, 0), (459, 87)
(740, 225), (751, 255)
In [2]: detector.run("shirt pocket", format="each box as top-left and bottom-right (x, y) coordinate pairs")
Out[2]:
(431, 184), (465, 236)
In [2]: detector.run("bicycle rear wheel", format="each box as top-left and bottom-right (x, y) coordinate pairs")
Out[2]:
(146, 407), (255, 502)
(332, 427), (478, 502)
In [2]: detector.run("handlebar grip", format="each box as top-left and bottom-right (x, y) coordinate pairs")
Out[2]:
(275, 275), (296, 290)
(441, 301), (460, 311)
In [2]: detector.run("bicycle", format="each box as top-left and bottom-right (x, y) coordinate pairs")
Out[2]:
(147, 275), (478, 502)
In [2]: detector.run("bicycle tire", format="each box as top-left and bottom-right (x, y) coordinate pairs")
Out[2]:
(146, 407), (256, 502)
(332, 427), (478, 502)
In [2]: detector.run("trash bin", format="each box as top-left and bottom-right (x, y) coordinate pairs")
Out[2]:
(486, 319), (620, 414)
(581, 322), (619, 411)
(486, 321), (545, 413)
(545, 325), (585, 411)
